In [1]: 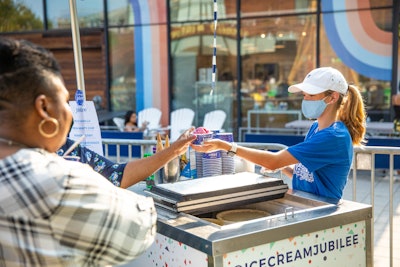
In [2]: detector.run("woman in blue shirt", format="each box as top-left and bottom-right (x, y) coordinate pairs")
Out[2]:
(192, 67), (366, 202)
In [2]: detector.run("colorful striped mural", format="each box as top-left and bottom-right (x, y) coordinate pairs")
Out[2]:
(322, 0), (393, 81)
(130, 0), (169, 124)
(130, 0), (394, 124)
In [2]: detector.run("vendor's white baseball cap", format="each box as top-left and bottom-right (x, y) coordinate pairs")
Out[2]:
(288, 67), (348, 95)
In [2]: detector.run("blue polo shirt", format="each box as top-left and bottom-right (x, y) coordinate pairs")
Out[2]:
(287, 121), (353, 201)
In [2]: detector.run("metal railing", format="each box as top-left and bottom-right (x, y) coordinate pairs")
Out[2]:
(238, 127), (302, 141)
(102, 138), (157, 162)
(352, 146), (400, 267)
(102, 138), (400, 267)
(101, 138), (289, 163)
(238, 126), (400, 142)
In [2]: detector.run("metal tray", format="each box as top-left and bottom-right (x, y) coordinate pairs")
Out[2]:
(146, 172), (288, 214)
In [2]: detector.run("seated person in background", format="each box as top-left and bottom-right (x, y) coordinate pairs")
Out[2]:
(0, 37), (160, 266)
(124, 110), (148, 132)
(192, 67), (366, 203)
(58, 127), (196, 188)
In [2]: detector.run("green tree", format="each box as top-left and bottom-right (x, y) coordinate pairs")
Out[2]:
(0, 0), (43, 32)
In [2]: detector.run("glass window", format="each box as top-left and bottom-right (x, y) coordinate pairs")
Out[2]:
(0, 0), (44, 31)
(47, 0), (103, 29)
(115, 0), (168, 25)
(170, 0), (235, 23)
(107, 0), (133, 27)
(320, 5), (393, 122)
(370, 6), (393, 31)
(369, 0), (393, 8)
(171, 20), (237, 131)
(240, 14), (316, 130)
(322, 0), (392, 12)
(105, 1), (170, 46)
(241, 0), (317, 18)
(109, 28), (136, 111)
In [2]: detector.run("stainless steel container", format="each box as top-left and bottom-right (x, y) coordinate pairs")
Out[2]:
(130, 172), (372, 267)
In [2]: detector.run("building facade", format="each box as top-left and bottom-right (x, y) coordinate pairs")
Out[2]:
(1, 0), (398, 136)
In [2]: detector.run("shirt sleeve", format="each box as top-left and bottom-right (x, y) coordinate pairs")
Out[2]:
(50, 164), (156, 266)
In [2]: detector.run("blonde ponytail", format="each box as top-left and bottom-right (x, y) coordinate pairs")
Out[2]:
(338, 85), (366, 145)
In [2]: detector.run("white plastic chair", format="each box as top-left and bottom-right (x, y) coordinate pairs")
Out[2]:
(203, 110), (226, 131)
(138, 107), (162, 134)
(170, 108), (195, 141)
(112, 117), (125, 132)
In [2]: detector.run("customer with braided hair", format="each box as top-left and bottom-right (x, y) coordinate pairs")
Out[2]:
(192, 67), (366, 202)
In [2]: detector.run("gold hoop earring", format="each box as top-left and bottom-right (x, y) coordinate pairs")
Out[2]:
(38, 117), (60, 138)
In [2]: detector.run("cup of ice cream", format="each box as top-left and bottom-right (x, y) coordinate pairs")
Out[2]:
(192, 127), (213, 145)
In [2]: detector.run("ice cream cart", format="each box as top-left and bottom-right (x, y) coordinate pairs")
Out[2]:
(130, 172), (372, 267)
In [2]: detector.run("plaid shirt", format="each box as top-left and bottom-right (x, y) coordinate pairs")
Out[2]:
(0, 149), (156, 266)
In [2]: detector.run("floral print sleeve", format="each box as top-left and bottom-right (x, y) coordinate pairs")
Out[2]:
(57, 139), (126, 187)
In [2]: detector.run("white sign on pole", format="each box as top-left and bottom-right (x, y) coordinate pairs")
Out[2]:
(69, 99), (103, 156)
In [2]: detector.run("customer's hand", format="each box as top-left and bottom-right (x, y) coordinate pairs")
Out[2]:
(177, 126), (195, 140)
(170, 127), (196, 156)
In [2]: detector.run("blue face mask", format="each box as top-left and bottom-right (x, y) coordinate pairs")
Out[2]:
(301, 98), (327, 119)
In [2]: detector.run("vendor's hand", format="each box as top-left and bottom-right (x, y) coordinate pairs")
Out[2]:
(191, 139), (222, 153)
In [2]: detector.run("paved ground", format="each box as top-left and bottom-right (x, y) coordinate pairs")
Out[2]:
(344, 170), (400, 267)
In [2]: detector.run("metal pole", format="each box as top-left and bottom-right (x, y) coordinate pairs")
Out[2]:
(69, 0), (86, 100)
(389, 153), (394, 267)
(103, 0), (111, 110)
(370, 153), (375, 264)
(236, 0), (242, 137)
(390, 0), (400, 121)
